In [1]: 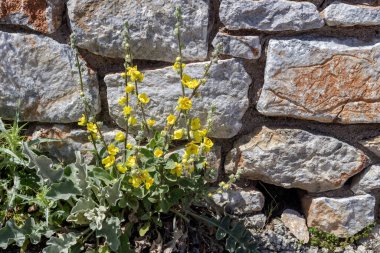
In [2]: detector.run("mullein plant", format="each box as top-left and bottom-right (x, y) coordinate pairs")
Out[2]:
(0, 7), (256, 253)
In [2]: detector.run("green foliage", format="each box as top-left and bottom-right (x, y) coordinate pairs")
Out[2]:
(309, 223), (376, 250)
(0, 7), (256, 253)
(187, 213), (257, 253)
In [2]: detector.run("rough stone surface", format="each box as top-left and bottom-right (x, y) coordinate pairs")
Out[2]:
(67, 0), (209, 61)
(244, 213), (267, 229)
(0, 0), (65, 34)
(104, 59), (251, 139)
(212, 33), (261, 60)
(360, 136), (380, 157)
(281, 209), (310, 243)
(30, 125), (133, 164)
(323, 2), (380, 27)
(257, 37), (380, 124)
(219, 0), (324, 31)
(0, 31), (100, 123)
(302, 194), (376, 237)
(211, 188), (265, 214)
(225, 126), (369, 192)
(351, 164), (380, 194)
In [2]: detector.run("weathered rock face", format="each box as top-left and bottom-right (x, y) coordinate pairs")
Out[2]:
(323, 2), (380, 27)
(225, 127), (369, 192)
(257, 37), (380, 124)
(104, 59), (251, 139)
(351, 165), (380, 195)
(211, 188), (265, 215)
(219, 0), (324, 31)
(212, 33), (261, 60)
(281, 209), (309, 243)
(244, 213), (267, 229)
(302, 194), (376, 237)
(67, 0), (209, 61)
(0, 0), (65, 34)
(0, 31), (100, 123)
(360, 136), (380, 157)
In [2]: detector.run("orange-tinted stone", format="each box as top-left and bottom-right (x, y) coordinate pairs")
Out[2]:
(257, 38), (380, 124)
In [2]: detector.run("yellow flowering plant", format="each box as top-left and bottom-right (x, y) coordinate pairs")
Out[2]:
(0, 6), (255, 253)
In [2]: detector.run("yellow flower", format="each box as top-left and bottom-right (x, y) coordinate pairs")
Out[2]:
(181, 74), (191, 85)
(191, 118), (201, 130)
(118, 96), (127, 106)
(191, 130), (203, 143)
(115, 132), (125, 142)
(117, 163), (127, 173)
(203, 137), (214, 149)
(167, 114), (177, 125)
(126, 143), (133, 149)
(173, 61), (185, 71)
(145, 177), (154, 190)
(177, 97), (192, 110)
(208, 192), (213, 197)
(129, 176), (142, 188)
(102, 155), (115, 168)
(107, 143), (119, 156)
(120, 72), (127, 79)
(87, 122), (98, 134)
(128, 116), (138, 126)
(125, 83), (135, 93)
(127, 66), (144, 82)
(141, 169), (149, 180)
(187, 79), (201, 89)
(181, 74), (201, 89)
(170, 162), (183, 177)
(126, 156), (137, 167)
(154, 148), (164, 158)
(78, 114), (86, 126)
(185, 142), (199, 156)
(147, 119), (156, 127)
(199, 129), (208, 137)
(173, 129), (184, 140)
(123, 106), (132, 117)
(138, 93), (150, 104)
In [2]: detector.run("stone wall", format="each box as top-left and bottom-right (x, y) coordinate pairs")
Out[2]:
(1, 0), (380, 241)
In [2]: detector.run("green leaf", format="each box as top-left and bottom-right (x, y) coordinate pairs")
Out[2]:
(92, 167), (113, 184)
(117, 223), (134, 253)
(0, 147), (27, 166)
(27, 138), (63, 147)
(139, 148), (154, 159)
(46, 180), (81, 200)
(102, 179), (123, 206)
(119, 196), (139, 210)
(67, 198), (97, 225)
(0, 118), (5, 132)
(164, 159), (177, 170)
(68, 151), (88, 192)
(97, 217), (121, 252)
(22, 142), (63, 184)
(216, 216), (229, 240)
(158, 185), (169, 194)
(139, 222), (150, 237)
(185, 212), (257, 253)
(43, 232), (78, 253)
(0, 218), (48, 249)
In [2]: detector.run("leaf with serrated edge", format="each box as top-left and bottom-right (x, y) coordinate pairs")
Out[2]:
(46, 180), (81, 200)
(97, 217), (121, 252)
(22, 142), (63, 183)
